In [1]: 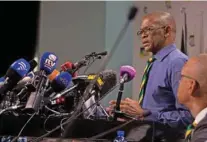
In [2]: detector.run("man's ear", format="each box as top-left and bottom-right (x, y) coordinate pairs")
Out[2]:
(164, 26), (170, 37)
(191, 80), (200, 97)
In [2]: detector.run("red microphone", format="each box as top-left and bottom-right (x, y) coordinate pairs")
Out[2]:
(60, 61), (77, 77)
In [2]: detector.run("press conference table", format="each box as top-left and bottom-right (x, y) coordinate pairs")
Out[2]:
(0, 114), (185, 142)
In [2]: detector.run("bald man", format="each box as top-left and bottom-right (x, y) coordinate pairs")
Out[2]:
(178, 54), (207, 142)
(109, 11), (193, 133)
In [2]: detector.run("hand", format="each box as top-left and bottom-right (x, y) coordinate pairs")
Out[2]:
(106, 107), (128, 122)
(109, 98), (145, 118)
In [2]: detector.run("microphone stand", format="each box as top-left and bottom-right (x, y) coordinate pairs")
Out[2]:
(113, 83), (124, 121)
(89, 92), (109, 120)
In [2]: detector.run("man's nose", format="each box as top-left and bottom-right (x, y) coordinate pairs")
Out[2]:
(141, 33), (148, 39)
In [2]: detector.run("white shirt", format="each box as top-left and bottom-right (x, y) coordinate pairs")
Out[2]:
(194, 107), (207, 125)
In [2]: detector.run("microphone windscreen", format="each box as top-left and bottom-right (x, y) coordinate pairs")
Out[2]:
(61, 61), (73, 71)
(40, 52), (58, 75)
(9, 58), (31, 77)
(120, 65), (136, 82)
(98, 70), (117, 96)
(52, 71), (72, 92)
(128, 6), (138, 21)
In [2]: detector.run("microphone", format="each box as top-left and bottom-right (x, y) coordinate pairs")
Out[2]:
(113, 65), (136, 121)
(44, 71), (72, 98)
(39, 52), (58, 75)
(128, 6), (138, 21)
(84, 70), (117, 100)
(28, 59), (38, 72)
(13, 60), (38, 91)
(119, 65), (136, 84)
(83, 70), (117, 118)
(25, 52), (58, 112)
(60, 61), (77, 77)
(0, 58), (31, 99)
(71, 51), (108, 74)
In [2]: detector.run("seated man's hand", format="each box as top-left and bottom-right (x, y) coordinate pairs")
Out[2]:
(109, 98), (145, 118)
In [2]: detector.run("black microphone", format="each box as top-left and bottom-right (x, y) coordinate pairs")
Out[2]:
(128, 6), (138, 21)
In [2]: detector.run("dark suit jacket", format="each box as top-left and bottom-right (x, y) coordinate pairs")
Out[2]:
(191, 114), (207, 142)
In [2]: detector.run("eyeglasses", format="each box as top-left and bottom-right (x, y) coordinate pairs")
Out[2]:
(181, 75), (200, 87)
(137, 26), (166, 36)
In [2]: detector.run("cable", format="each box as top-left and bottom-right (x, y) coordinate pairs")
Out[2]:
(28, 83), (119, 142)
(43, 114), (56, 132)
(45, 105), (61, 115)
(11, 112), (36, 142)
(60, 117), (69, 135)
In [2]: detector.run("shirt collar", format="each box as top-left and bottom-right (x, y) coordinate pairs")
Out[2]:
(194, 107), (207, 124)
(154, 43), (176, 61)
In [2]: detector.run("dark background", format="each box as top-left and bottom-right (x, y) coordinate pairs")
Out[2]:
(0, 1), (40, 76)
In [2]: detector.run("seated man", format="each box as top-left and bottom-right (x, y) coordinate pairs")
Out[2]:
(178, 54), (207, 142)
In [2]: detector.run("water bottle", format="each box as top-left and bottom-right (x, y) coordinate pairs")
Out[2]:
(18, 137), (27, 142)
(113, 130), (127, 142)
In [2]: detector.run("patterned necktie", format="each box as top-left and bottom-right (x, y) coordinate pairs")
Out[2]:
(138, 57), (156, 105)
(185, 121), (197, 141)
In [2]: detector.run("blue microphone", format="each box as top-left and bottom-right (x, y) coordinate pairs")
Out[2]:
(25, 52), (58, 112)
(44, 71), (72, 97)
(0, 58), (30, 99)
(40, 52), (58, 75)
(36, 52), (58, 91)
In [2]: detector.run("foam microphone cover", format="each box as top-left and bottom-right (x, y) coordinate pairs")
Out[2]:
(40, 52), (58, 75)
(128, 6), (138, 21)
(97, 69), (117, 96)
(51, 71), (72, 92)
(8, 58), (31, 78)
(0, 58), (31, 95)
(61, 61), (77, 77)
(61, 61), (73, 71)
(120, 65), (136, 82)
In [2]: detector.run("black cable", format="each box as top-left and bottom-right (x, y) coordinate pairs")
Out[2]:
(28, 84), (119, 142)
(11, 112), (36, 142)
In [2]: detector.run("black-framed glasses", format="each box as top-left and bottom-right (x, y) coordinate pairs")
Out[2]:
(137, 26), (166, 36)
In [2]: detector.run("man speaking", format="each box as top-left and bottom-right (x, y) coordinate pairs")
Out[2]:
(109, 11), (193, 136)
